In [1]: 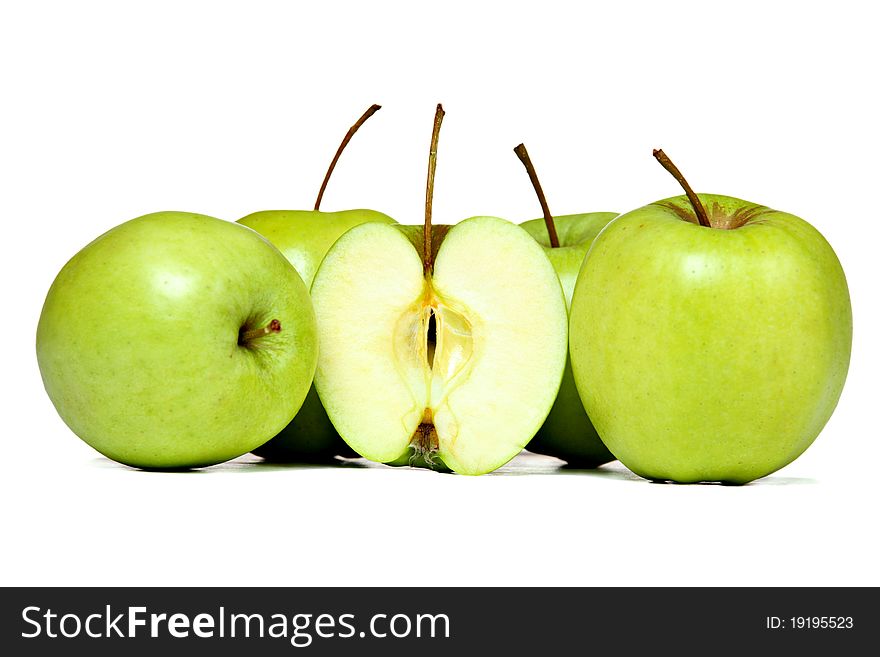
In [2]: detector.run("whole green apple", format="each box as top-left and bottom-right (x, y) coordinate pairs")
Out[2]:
(521, 213), (617, 466)
(36, 211), (318, 469)
(239, 207), (396, 291)
(238, 104), (396, 462)
(569, 150), (852, 484)
(513, 143), (617, 466)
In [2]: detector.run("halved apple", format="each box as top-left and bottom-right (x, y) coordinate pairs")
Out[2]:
(310, 106), (568, 475)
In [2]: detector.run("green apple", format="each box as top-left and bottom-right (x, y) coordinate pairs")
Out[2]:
(513, 143), (617, 466)
(238, 105), (395, 290)
(239, 207), (396, 290)
(569, 150), (852, 484)
(310, 106), (568, 475)
(238, 104), (396, 462)
(36, 211), (318, 469)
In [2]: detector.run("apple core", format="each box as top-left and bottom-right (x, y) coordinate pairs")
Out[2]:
(392, 279), (475, 462)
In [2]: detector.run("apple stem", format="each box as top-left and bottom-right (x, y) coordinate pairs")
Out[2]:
(424, 103), (445, 274)
(313, 104), (382, 211)
(652, 149), (711, 228)
(239, 319), (282, 345)
(513, 143), (560, 248)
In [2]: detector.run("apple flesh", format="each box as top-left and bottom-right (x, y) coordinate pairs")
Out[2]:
(520, 212), (618, 466)
(311, 216), (569, 475)
(569, 194), (852, 483)
(36, 212), (318, 469)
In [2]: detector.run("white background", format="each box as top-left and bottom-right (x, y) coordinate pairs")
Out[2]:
(1, 1), (877, 587)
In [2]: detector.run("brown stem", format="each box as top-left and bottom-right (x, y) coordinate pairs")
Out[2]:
(424, 103), (445, 274)
(514, 143), (560, 248)
(314, 104), (382, 211)
(652, 149), (711, 228)
(239, 319), (282, 345)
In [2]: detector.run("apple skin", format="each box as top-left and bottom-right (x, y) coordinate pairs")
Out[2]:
(569, 194), (852, 484)
(520, 212), (618, 466)
(36, 211), (318, 469)
(238, 208), (396, 461)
